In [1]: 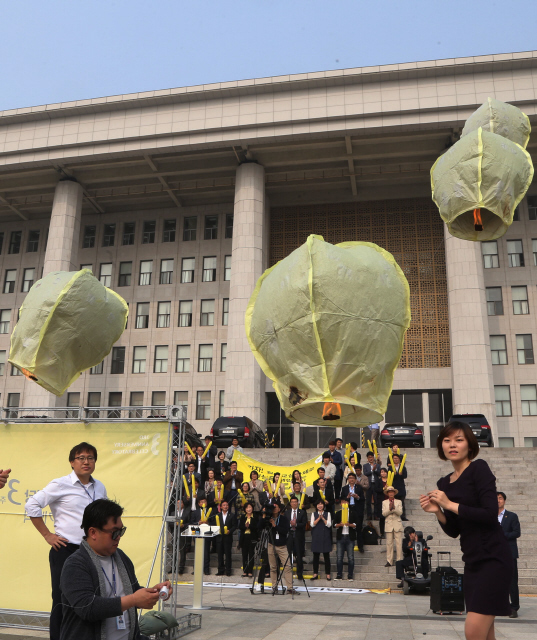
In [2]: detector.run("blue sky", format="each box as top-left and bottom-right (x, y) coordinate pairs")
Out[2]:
(1, 0), (536, 111)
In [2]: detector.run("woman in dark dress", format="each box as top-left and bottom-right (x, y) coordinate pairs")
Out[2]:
(238, 502), (258, 577)
(310, 500), (332, 580)
(214, 451), (229, 478)
(420, 421), (512, 640)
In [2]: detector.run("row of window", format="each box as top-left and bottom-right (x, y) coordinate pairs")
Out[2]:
(490, 334), (534, 365)
(495, 384), (537, 417)
(0, 230), (41, 256)
(82, 214), (233, 249)
(482, 237), (537, 269)
(2, 268), (35, 294)
(486, 286), (535, 316)
(81, 256), (231, 288)
(3, 389), (224, 421)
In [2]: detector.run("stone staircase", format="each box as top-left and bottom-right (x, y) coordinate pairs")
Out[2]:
(178, 447), (536, 593)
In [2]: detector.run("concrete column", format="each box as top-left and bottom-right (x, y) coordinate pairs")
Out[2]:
(224, 163), (268, 427)
(25, 179), (83, 408)
(43, 179), (83, 275)
(422, 392), (430, 448)
(444, 226), (497, 442)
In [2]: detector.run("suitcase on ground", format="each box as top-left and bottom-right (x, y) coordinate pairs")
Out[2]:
(430, 552), (465, 614)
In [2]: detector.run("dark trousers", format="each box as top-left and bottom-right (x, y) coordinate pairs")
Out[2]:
(373, 489), (383, 519)
(258, 550), (270, 586)
(203, 538), (212, 573)
(313, 551), (331, 576)
(351, 506), (364, 550)
(178, 539), (191, 572)
(366, 486), (375, 519)
(379, 514), (386, 536)
(49, 543), (79, 640)
(396, 556), (414, 579)
(336, 535), (355, 578)
(400, 497), (407, 519)
(334, 476), (342, 501)
(287, 531), (304, 578)
(218, 534), (233, 574)
(241, 534), (256, 574)
(510, 558), (519, 610)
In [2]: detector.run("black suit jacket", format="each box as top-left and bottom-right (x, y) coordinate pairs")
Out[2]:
(312, 483), (334, 509)
(193, 456), (213, 482)
(217, 511), (238, 536)
(500, 509), (521, 559)
(340, 483), (365, 511)
(363, 462), (381, 487)
(207, 488), (232, 509)
(333, 508), (359, 541)
(269, 512), (290, 546)
(387, 463), (407, 498)
(285, 507), (307, 545)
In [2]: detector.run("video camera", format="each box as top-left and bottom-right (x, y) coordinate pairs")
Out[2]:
(260, 503), (276, 528)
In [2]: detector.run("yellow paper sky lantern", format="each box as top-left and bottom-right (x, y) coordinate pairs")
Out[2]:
(246, 235), (410, 426)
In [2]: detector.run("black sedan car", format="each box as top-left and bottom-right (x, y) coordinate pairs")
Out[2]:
(380, 422), (424, 448)
(450, 414), (494, 447)
(210, 416), (265, 448)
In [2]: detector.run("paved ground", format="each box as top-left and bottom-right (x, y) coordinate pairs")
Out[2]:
(1, 586), (536, 640)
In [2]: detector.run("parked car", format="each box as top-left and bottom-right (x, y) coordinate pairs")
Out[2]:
(210, 416), (265, 448)
(450, 413), (494, 447)
(380, 422), (424, 448)
(172, 420), (204, 452)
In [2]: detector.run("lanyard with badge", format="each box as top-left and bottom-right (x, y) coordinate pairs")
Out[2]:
(82, 482), (95, 502)
(102, 558), (127, 630)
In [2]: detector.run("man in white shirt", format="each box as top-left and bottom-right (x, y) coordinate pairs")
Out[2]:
(225, 437), (244, 461)
(321, 453), (337, 482)
(25, 442), (107, 640)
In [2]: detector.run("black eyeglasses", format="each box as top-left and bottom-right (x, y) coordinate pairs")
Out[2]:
(74, 456), (95, 463)
(98, 526), (127, 540)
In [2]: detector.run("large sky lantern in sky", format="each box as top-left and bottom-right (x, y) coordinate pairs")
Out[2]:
(246, 234), (411, 427)
(9, 269), (128, 396)
(431, 97), (533, 242)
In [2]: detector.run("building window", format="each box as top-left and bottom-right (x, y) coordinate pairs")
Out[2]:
(221, 343), (227, 372)
(163, 219), (176, 242)
(507, 239), (524, 267)
(111, 347), (125, 374)
(151, 392), (166, 416)
(136, 302), (150, 329)
(490, 335), (507, 365)
(528, 196), (537, 220)
(87, 392), (101, 418)
(521, 384), (537, 416)
(83, 226), (96, 249)
(99, 263), (112, 288)
(495, 386), (511, 417)
(129, 392), (144, 418)
(499, 437), (515, 448)
(224, 255), (231, 281)
(198, 344), (213, 372)
(139, 260), (153, 286)
(8, 231), (22, 254)
(160, 259), (174, 284)
(108, 392), (122, 418)
(11, 364), (23, 376)
(516, 334), (534, 364)
(89, 361), (103, 374)
(196, 391), (211, 420)
(103, 223), (116, 247)
(204, 215), (218, 240)
(486, 287), (503, 316)
(181, 258), (195, 283)
(183, 216), (197, 241)
(0, 232), (4, 254)
(200, 299), (215, 326)
(222, 298), (229, 325)
(225, 213), (233, 239)
(123, 222), (135, 245)
(513, 207), (520, 221)
(7, 393), (20, 418)
(202, 256), (217, 282)
(178, 300), (193, 327)
(27, 230), (40, 252)
(0, 350), (5, 375)
(0, 309), (10, 334)
(219, 390), (225, 416)
(22, 268), (35, 293)
(3, 270), (16, 294)
(481, 241), (499, 268)
(512, 286), (529, 315)
(532, 239), (537, 266)
(142, 221), (156, 244)
(154, 345), (168, 373)
(81, 264), (93, 272)
(176, 345), (190, 372)
(157, 302), (171, 328)
(132, 346), (147, 373)
(174, 391), (188, 419)
(67, 392), (80, 417)
(118, 262), (132, 287)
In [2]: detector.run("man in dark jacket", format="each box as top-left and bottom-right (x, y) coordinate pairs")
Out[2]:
(325, 440), (343, 500)
(60, 499), (171, 640)
(193, 445), (213, 482)
(363, 451), (381, 519)
(267, 502), (299, 595)
(333, 497), (359, 580)
(223, 462), (243, 510)
(215, 500), (237, 576)
(395, 526), (429, 586)
(498, 491), (521, 617)
(312, 477), (335, 517)
(203, 436), (218, 463)
(340, 473), (365, 553)
(191, 497), (217, 575)
(285, 496), (307, 580)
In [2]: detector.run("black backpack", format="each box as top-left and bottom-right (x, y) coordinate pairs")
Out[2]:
(362, 524), (379, 545)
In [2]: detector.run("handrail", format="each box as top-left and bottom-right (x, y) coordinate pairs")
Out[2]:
(1, 405), (186, 423)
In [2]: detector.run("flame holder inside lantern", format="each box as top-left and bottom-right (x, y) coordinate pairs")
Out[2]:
(288, 399), (382, 427)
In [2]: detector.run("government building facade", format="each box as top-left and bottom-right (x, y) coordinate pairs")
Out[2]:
(0, 51), (536, 448)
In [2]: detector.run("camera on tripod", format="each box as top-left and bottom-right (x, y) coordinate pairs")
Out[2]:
(261, 503), (275, 528)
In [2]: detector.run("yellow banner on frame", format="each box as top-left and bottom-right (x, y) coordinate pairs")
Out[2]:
(232, 450), (324, 489)
(0, 422), (169, 612)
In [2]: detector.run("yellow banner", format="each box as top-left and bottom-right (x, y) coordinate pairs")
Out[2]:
(0, 422), (168, 612)
(232, 450), (323, 489)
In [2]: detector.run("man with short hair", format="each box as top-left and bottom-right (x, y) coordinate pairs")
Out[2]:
(498, 491), (521, 618)
(312, 477), (335, 516)
(207, 477), (230, 510)
(26, 442), (107, 640)
(184, 461), (201, 487)
(395, 527), (428, 587)
(363, 450), (381, 520)
(223, 461), (243, 512)
(326, 440), (343, 500)
(204, 436), (218, 462)
(288, 481), (310, 511)
(60, 498), (171, 640)
(321, 453), (337, 482)
(225, 437), (243, 461)
(192, 497), (216, 575)
(216, 500), (237, 576)
(176, 498), (192, 575)
(354, 465), (369, 492)
(285, 496), (307, 580)
(194, 445), (213, 482)
(267, 502), (299, 595)
(333, 497), (359, 580)
(340, 473), (365, 553)
(348, 442), (361, 467)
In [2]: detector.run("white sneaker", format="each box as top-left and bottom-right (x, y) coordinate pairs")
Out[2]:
(348, 578), (354, 582)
